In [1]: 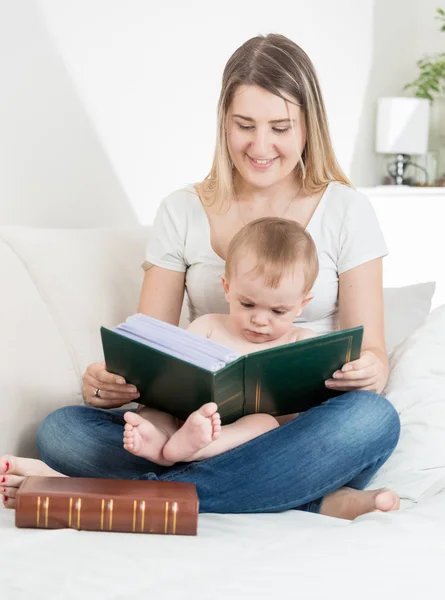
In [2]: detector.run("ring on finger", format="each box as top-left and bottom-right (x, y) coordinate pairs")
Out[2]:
(93, 388), (102, 399)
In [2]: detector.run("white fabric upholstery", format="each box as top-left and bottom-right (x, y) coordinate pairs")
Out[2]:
(372, 304), (445, 502)
(0, 226), (149, 456)
(383, 282), (435, 354)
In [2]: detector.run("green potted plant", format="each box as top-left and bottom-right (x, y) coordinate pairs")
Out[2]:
(404, 8), (445, 101)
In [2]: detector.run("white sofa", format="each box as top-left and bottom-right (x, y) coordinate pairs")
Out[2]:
(1, 225), (445, 599)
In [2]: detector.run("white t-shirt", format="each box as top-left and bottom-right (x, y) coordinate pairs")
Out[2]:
(144, 182), (388, 335)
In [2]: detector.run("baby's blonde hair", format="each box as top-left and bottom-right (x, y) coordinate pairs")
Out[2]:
(225, 217), (319, 294)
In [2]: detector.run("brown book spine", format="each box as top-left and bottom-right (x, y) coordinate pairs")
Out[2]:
(16, 494), (197, 535)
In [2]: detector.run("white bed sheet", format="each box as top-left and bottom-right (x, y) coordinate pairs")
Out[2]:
(1, 492), (444, 600)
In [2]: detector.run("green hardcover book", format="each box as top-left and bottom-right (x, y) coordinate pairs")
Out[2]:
(101, 325), (363, 424)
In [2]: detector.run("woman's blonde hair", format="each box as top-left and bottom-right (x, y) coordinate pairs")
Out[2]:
(225, 217), (319, 294)
(197, 33), (351, 212)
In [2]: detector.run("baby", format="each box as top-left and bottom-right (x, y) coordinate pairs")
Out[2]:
(123, 217), (319, 465)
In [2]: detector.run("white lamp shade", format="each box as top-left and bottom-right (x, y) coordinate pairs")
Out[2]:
(376, 97), (430, 155)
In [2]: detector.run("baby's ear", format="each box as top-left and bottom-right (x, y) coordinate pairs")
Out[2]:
(221, 274), (230, 295)
(295, 293), (313, 316)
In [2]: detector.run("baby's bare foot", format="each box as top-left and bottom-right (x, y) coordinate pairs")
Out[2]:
(163, 403), (221, 463)
(0, 455), (63, 509)
(320, 486), (400, 520)
(123, 412), (174, 466)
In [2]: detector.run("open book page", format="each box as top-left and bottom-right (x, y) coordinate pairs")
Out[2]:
(114, 314), (240, 372)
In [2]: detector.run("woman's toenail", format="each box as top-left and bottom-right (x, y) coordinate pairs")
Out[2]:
(3, 496), (8, 502)
(1, 477), (5, 483)
(5, 462), (10, 472)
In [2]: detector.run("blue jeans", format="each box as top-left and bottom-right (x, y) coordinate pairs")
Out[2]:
(36, 391), (400, 514)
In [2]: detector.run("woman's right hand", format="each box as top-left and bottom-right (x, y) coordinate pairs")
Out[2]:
(82, 362), (140, 409)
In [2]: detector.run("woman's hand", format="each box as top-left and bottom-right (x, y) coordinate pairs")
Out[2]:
(82, 362), (140, 409)
(325, 350), (388, 394)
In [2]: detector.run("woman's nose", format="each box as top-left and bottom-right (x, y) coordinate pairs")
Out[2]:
(250, 128), (269, 156)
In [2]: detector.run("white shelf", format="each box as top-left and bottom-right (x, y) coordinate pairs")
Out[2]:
(359, 186), (445, 197)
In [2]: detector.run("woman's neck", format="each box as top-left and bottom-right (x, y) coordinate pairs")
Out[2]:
(233, 173), (302, 208)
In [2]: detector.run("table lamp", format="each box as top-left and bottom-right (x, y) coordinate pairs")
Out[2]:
(376, 97), (430, 185)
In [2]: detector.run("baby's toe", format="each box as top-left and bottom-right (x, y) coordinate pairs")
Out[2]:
(199, 403), (218, 418)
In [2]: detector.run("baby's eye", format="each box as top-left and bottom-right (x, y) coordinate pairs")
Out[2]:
(240, 301), (254, 308)
(272, 309), (286, 315)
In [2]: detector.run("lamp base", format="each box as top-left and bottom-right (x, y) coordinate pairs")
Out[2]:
(387, 154), (412, 185)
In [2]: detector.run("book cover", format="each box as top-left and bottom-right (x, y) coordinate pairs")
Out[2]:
(101, 324), (363, 424)
(15, 477), (199, 535)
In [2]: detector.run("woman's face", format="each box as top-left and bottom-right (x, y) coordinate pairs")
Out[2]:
(226, 85), (306, 190)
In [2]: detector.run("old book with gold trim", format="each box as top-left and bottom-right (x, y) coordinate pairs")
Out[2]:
(101, 317), (363, 425)
(15, 477), (198, 535)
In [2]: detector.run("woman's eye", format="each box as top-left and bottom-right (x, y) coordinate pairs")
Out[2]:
(240, 301), (254, 308)
(273, 128), (290, 134)
(238, 124), (254, 131)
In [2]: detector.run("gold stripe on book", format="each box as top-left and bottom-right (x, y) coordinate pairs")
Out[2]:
(100, 499), (105, 531)
(68, 498), (73, 528)
(45, 497), (49, 529)
(36, 496), (41, 528)
(108, 499), (114, 531)
(255, 381), (261, 413)
(218, 391), (243, 408)
(164, 501), (169, 534)
(132, 500), (137, 533)
(172, 502), (178, 535)
(140, 500), (145, 533)
(76, 498), (82, 530)
(345, 335), (352, 363)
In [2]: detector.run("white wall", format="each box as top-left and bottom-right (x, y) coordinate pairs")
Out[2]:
(36, 0), (377, 224)
(0, 0), (443, 226)
(0, 1), (138, 228)
(349, 0), (421, 185)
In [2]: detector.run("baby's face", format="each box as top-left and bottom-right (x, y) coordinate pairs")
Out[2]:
(222, 255), (311, 344)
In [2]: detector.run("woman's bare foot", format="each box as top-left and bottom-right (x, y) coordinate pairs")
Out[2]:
(162, 403), (221, 463)
(0, 455), (63, 509)
(123, 412), (176, 466)
(320, 486), (400, 520)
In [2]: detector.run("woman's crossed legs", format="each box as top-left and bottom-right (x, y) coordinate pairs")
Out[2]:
(1, 390), (401, 519)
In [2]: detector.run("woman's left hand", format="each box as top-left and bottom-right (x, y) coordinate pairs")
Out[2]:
(325, 350), (386, 393)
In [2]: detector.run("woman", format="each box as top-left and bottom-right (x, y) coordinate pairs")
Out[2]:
(1, 34), (400, 519)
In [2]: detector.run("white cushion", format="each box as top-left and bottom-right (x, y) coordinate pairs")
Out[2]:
(383, 282), (435, 354)
(369, 304), (445, 504)
(0, 233), (80, 457)
(0, 226), (150, 456)
(0, 226), (150, 374)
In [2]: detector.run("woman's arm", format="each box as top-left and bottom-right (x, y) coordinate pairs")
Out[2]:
(325, 257), (389, 394)
(82, 265), (186, 408)
(138, 265), (186, 325)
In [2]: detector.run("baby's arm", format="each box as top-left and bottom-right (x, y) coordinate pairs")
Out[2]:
(187, 314), (214, 339)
